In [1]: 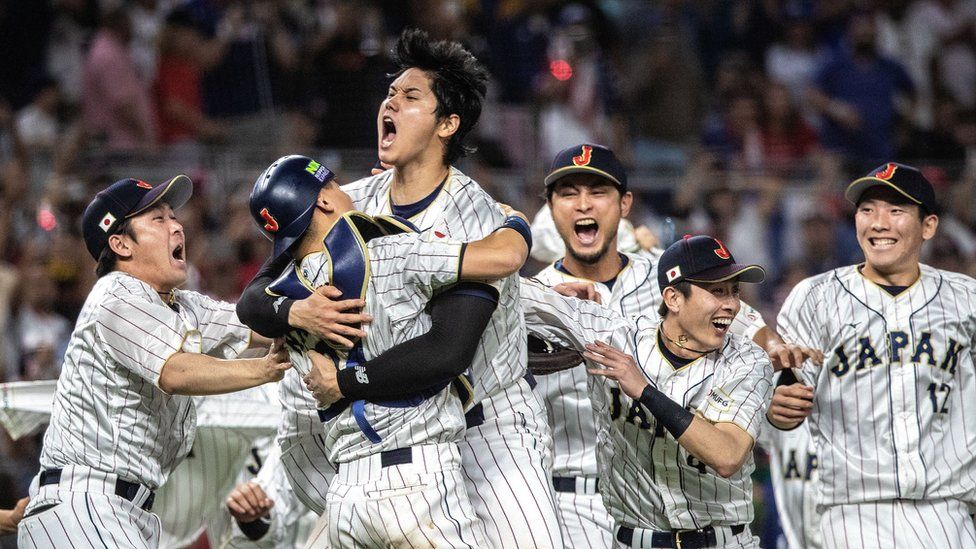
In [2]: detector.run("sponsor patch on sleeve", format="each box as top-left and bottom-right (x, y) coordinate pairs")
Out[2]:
(706, 387), (734, 413)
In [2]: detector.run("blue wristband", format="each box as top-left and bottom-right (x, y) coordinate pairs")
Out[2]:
(499, 215), (532, 252)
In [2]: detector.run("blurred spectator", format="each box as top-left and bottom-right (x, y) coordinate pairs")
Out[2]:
(482, 1), (550, 105)
(81, 7), (156, 154)
(764, 3), (827, 123)
(536, 3), (625, 159)
(0, 1), (55, 110)
(701, 91), (764, 172)
(15, 77), (62, 153)
(906, 0), (976, 113)
(760, 82), (821, 175)
(129, 0), (167, 83)
(13, 264), (70, 382)
(45, 0), (99, 109)
(809, 11), (915, 166)
(153, 6), (232, 162)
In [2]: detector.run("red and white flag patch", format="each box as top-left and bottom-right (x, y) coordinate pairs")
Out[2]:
(99, 212), (116, 232)
(666, 266), (682, 282)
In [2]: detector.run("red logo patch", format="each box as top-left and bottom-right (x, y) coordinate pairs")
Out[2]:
(135, 180), (153, 189)
(260, 208), (279, 233)
(873, 163), (898, 181)
(572, 145), (593, 167)
(713, 238), (731, 260)
(434, 231), (446, 238)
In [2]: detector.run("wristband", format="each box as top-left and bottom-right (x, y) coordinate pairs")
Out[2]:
(638, 384), (694, 439)
(498, 215), (532, 252)
(237, 515), (271, 540)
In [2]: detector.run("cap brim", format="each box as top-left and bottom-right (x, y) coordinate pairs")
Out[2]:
(130, 175), (193, 217)
(844, 177), (922, 206)
(544, 165), (623, 188)
(686, 264), (766, 285)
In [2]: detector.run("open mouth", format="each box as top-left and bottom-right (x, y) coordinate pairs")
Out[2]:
(868, 237), (897, 249)
(711, 317), (732, 332)
(574, 218), (599, 246)
(380, 116), (397, 148)
(172, 243), (185, 263)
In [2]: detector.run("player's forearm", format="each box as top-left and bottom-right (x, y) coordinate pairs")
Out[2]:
(237, 255), (294, 338)
(460, 218), (531, 280)
(159, 353), (275, 395)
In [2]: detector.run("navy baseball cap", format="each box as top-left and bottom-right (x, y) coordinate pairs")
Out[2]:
(544, 143), (627, 191)
(845, 162), (938, 213)
(249, 155), (335, 260)
(657, 235), (765, 292)
(81, 175), (193, 260)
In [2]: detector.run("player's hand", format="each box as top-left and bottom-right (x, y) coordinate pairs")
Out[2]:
(227, 482), (274, 524)
(0, 497), (28, 534)
(552, 281), (602, 304)
(304, 350), (342, 406)
(261, 338), (292, 383)
(764, 342), (823, 371)
(371, 161), (393, 175)
(766, 382), (814, 430)
(634, 225), (660, 251)
(288, 285), (372, 349)
(498, 203), (528, 223)
(583, 340), (648, 399)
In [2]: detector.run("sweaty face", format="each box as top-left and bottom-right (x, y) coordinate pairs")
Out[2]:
(549, 174), (630, 265)
(124, 203), (187, 292)
(669, 281), (741, 351)
(854, 188), (937, 283)
(377, 68), (445, 167)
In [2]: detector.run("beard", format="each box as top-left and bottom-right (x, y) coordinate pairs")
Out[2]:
(566, 225), (619, 265)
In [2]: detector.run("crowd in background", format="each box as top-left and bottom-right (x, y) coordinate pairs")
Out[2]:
(2, 0), (976, 546)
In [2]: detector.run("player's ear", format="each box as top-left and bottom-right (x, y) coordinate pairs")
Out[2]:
(620, 191), (633, 217)
(920, 214), (939, 241)
(108, 233), (133, 258)
(437, 114), (460, 139)
(316, 187), (336, 214)
(662, 286), (682, 315)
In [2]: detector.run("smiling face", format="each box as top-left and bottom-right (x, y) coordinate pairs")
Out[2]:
(854, 187), (938, 284)
(664, 281), (741, 351)
(377, 68), (455, 168)
(111, 203), (187, 292)
(549, 173), (632, 266)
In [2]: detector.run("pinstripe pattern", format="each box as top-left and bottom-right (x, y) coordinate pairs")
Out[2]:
(777, 264), (976, 510)
(344, 168), (562, 547)
(757, 402), (821, 549)
(18, 491), (161, 549)
(38, 272), (251, 492)
(820, 498), (976, 549)
(521, 279), (772, 531)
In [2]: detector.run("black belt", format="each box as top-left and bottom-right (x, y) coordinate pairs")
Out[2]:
(552, 476), (599, 494)
(380, 448), (412, 468)
(464, 372), (537, 429)
(616, 524), (745, 549)
(40, 469), (155, 512)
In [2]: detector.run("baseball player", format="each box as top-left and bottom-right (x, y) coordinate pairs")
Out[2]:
(757, 371), (821, 549)
(522, 235), (773, 548)
(533, 143), (816, 548)
(775, 162), (976, 548)
(16, 176), (290, 549)
(243, 153), (536, 547)
(238, 28), (561, 548)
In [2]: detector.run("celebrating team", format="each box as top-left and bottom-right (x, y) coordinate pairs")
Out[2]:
(8, 25), (976, 549)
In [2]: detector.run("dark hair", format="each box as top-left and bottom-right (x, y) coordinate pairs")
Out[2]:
(658, 281), (693, 318)
(390, 28), (488, 164)
(95, 219), (137, 278)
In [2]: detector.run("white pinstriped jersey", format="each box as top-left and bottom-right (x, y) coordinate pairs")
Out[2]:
(343, 167), (526, 402)
(282, 231), (467, 464)
(532, 256), (767, 479)
(40, 271), (251, 490)
(156, 385), (280, 548)
(777, 264), (976, 508)
(757, 374), (821, 549)
(521, 279), (772, 530)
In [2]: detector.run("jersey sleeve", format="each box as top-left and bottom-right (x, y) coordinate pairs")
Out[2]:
(775, 277), (824, 387)
(520, 277), (633, 353)
(369, 232), (464, 300)
(698, 344), (773, 441)
(182, 292), (252, 359)
(731, 299), (766, 341)
(94, 296), (188, 387)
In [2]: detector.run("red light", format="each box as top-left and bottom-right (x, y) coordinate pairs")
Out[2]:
(38, 209), (57, 231)
(550, 59), (573, 81)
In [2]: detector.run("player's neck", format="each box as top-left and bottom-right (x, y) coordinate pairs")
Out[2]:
(660, 317), (713, 359)
(560, 248), (623, 284)
(860, 262), (921, 287)
(391, 157), (450, 205)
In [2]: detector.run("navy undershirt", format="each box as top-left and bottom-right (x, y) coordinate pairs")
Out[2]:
(554, 253), (630, 291)
(857, 266), (909, 296)
(390, 180), (446, 220)
(657, 330), (695, 368)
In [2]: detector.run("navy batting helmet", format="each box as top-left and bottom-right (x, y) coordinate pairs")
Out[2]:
(249, 155), (336, 260)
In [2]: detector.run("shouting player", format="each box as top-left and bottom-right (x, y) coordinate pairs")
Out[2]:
(775, 163), (976, 548)
(238, 29), (561, 547)
(17, 176), (290, 549)
(522, 235), (772, 548)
